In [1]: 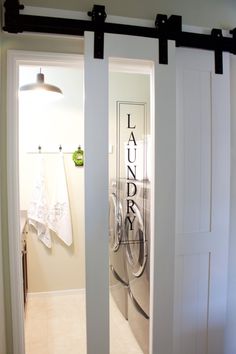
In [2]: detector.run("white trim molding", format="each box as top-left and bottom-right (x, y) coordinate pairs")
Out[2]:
(7, 50), (83, 354)
(0, 208), (6, 354)
(7, 49), (25, 354)
(0, 15), (6, 352)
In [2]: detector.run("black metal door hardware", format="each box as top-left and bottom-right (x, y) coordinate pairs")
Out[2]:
(155, 14), (182, 65)
(88, 5), (106, 59)
(3, 1), (236, 74)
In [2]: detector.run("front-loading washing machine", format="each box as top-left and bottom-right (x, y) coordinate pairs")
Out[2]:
(123, 180), (150, 354)
(109, 179), (129, 319)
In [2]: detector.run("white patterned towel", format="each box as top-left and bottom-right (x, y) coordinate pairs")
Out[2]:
(48, 153), (73, 246)
(28, 154), (52, 248)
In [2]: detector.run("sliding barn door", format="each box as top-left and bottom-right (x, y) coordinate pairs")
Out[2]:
(84, 32), (176, 354)
(174, 48), (230, 354)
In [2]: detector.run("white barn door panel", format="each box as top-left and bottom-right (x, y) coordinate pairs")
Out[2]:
(84, 32), (176, 354)
(174, 48), (230, 354)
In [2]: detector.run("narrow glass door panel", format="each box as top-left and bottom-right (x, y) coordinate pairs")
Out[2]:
(109, 69), (150, 354)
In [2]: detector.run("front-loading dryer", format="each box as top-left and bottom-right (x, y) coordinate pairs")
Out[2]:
(109, 179), (129, 319)
(123, 180), (150, 354)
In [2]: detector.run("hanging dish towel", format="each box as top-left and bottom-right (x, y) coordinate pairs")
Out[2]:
(48, 153), (73, 246)
(28, 154), (52, 248)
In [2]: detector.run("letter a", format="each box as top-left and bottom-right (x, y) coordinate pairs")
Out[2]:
(127, 132), (137, 146)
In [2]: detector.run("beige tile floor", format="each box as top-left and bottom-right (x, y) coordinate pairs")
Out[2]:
(24, 292), (143, 354)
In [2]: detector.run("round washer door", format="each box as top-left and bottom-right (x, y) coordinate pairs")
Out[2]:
(109, 193), (123, 252)
(125, 202), (148, 277)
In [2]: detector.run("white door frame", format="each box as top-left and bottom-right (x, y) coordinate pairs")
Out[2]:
(6, 50), (83, 354)
(0, 201), (6, 354)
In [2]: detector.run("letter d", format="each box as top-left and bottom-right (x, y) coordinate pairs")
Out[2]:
(127, 182), (137, 198)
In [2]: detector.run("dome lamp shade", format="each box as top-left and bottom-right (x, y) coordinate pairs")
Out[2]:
(19, 69), (63, 100)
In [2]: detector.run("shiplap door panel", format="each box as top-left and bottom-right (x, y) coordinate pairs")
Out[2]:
(174, 48), (230, 354)
(84, 32), (176, 354)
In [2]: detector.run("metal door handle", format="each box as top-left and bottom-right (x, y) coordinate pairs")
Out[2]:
(110, 265), (128, 287)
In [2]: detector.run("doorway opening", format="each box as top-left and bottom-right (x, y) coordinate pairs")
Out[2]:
(7, 50), (93, 354)
(9, 51), (153, 354)
(18, 56), (87, 353)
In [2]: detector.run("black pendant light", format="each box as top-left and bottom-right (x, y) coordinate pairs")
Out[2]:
(19, 69), (63, 100)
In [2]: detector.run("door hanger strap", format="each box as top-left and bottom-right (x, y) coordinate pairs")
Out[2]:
(88, 4), (107, 59)
(155, 14), (182, 65)
(87, 8), (183, 64)
(211, 29), (223, 74)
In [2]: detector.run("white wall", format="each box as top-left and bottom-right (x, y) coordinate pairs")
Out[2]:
(19, 65), (85, 292)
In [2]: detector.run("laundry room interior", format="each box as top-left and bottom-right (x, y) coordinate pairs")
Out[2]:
(18, 59), (151, 354)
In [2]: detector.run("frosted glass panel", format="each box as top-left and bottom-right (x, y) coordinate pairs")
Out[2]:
(109, 70), (150, 354)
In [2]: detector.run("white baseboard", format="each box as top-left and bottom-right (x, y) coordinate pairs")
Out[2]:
(27, 288), (85, 298)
